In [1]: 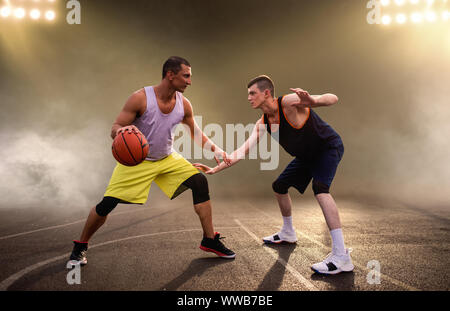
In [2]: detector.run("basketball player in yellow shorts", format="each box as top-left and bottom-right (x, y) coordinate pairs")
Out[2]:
(68, 57), (235, 268)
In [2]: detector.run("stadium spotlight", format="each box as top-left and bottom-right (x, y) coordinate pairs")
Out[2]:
(0, 6), (12, 18)
(377, 0), (449, 26)
(396, 13), (408, 23)
(411, 12), (423, 22)
(0, 0), (58, 22)
(44, 10), (55, 21)
(14, 7), (25, 19)
(30, 9), (40, 20)
(382, 14), (392, 24)
(424, 11), (437, 22)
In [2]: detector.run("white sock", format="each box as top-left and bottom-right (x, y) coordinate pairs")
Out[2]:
(281, 216), (294, 234)
(330, 228), (346, 256)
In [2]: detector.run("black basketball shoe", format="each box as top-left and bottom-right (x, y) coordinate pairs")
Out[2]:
(67, 240), (88, 268)
(200, 232), (236, 259)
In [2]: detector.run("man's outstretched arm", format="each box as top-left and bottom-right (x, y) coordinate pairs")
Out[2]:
(193, 117), (265, 174)
(181, 97), (231, 166)
(284, 88), (338, 109)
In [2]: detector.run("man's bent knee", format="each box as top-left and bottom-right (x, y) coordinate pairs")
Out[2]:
(312, 180), (330, 195)
(95, 196), (120, 217)
(184, 173), (210, 205)
(272, 180), (289, 194)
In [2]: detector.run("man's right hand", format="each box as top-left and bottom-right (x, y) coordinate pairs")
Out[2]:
(116, 125), (142, 137)
(193, 163), (219, 175)
(213, 149), (232, 167)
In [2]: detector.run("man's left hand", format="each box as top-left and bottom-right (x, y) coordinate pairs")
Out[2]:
(213, 149), (232, 167)
(290, 88), (316, 108)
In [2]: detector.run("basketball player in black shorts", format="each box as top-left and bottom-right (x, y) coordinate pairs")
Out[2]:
(194, 75), (354, 274)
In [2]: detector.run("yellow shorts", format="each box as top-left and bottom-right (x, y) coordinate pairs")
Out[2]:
(104, 152), (200, 204)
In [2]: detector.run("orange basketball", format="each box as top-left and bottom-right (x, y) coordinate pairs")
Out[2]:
(112, 131), (149, 166)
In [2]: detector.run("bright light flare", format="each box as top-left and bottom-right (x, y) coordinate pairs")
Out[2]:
(30, 9), (41, 20)
(14, 7), (25, 19)
(395, 0), (406, 5)
(0, 6), (12, 18)
(425, 11), (437, 22)
(381, 0), (391, 6)
(382, 15), (392, 24)
(44, 10), (55, 21)
(411, 12), (423, 23)
(442, 11), (449, 21)
(396, 13), (408, 23)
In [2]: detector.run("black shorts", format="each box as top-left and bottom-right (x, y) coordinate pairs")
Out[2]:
(275, 144), (344, 194)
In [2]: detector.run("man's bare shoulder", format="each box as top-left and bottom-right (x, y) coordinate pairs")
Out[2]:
(124, 88), (146, 113)
(281, 94), (308, 114)
(181, 95), (193, 116)
(181, 95), (192, 106)
(256, 115), (264, 125)
(131, 88), (146, 100)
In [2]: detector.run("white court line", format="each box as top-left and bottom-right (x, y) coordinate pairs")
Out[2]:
(234, 219), (318, 291)
(0, 226), (240, 291)
(291, 228), (420, 291)
(247, 202), (420, 291)
(244, 200), (419, 291)
(0, 208), (149, 241)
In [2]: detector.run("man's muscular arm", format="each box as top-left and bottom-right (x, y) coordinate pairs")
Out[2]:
(181, 97), (231, 166)
(111, 90), (145, 139)
(283, 88), (338, 109)
(193, 117), (265, 174)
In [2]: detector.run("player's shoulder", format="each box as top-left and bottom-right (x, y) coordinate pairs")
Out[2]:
(279, 94), (295, 111)
(280, 93), (308, 113)
(127, 88), (146, 100)
(132, 88), (146, 99)
(181, 95), (193, 117)
(125, 88), (146, 110)
(279, 94), (295, 106)
(181, 95), (193, 109)
(256, 115), (265, 125)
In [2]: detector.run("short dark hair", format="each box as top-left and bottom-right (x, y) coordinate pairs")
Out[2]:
(162, 56), (191, 78)
(247, 75), (275, 97)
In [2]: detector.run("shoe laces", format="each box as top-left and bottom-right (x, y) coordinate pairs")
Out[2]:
(214, 234), (230, 251)
(324, 250), (350, 264)
(73, 243), (87, 257)
(323, 252), (334, 263)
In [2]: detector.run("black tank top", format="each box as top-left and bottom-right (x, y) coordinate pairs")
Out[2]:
(263, 96), (342, 160)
